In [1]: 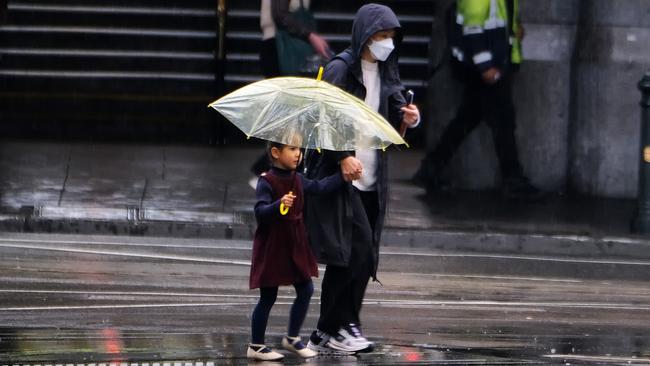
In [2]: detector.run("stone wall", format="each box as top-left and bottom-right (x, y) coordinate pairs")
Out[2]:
(425, 0), (650, 198)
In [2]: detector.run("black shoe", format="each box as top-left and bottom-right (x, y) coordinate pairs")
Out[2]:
(502, 177), (543, 201)
(411, 166), (429, 188)
(412, 165), (446, 191)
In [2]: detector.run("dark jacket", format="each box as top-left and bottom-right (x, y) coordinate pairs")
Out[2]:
(304, 4), (406, 277)
(272, 0), (314, 42)
(449, 0), (521, 73)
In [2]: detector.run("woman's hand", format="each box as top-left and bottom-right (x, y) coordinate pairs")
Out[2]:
(340, 156), (363, 182)
(401, 104), (420, 126)
(309, 32), (331, 59)
(280, 193), (295, 208)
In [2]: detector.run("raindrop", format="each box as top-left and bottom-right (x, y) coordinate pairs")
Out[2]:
(551, 348), (557, 354)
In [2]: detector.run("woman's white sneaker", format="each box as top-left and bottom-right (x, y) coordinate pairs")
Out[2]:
(327, 328), (369, 352)
(282, 335), (317, 358)
(247, 343), (284, 361)
(346, 323), (374, 351)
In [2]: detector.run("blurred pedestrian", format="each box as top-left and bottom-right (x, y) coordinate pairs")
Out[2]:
(260, 0), (330, 77)
(304, 3), (420, 354)
(413, 0), (541, 199)
(250, 0), (331, 181)
(247, 141), (345, 361)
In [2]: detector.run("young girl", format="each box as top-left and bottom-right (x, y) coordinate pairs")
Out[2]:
(247, 141), (345, 361)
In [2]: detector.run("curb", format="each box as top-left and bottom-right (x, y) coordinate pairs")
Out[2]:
(3, 214), (650, 260)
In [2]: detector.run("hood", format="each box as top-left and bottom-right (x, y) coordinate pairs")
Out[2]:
(350, 3), (402, 61)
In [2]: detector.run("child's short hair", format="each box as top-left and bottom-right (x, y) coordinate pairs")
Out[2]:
(267, 141), (285, 161)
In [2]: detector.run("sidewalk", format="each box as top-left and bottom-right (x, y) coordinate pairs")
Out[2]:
(1, 140), (648, 259)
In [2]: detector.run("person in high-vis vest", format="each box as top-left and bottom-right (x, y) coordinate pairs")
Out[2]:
(414, 0), (541, 199)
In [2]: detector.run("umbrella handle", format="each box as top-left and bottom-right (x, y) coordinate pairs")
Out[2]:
(279, 191), (294, 215)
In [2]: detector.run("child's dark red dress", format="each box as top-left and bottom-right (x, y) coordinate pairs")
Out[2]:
(249, 169), (319, 289)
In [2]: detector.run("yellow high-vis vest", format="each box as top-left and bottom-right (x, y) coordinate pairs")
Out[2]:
(455, 0), (521, 67)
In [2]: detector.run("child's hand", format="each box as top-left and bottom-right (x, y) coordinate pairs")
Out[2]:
(280, 193), (296, 208)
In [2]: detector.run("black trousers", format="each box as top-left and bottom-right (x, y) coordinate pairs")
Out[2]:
(423, 63), (524, 180)
(317, 188), (377, 335)
(260, 38), (281, 79)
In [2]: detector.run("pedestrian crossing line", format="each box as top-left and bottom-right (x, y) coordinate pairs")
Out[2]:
(2, 363), (216, 366)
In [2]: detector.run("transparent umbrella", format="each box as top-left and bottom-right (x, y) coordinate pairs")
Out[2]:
(208, 75), (407, 151)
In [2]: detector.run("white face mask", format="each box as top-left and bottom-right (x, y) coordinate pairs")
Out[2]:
(368, 37), (394, 62)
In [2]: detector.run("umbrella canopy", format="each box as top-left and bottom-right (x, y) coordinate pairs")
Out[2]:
(208, 77), (407, 151)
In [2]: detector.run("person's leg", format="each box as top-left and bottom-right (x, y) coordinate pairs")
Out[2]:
(316, 188), (372, 335)
(288, 280), (314, 337)
(317, 264), (352, 335)
(482, 74), (524, 180)
(251, 286), (278, 344)
(482, 74), (541, 199)
(351, 190), (378, 325)
(283, 280), (317, 357)
(260, 38), (281, 78)
(416, 71), (484, 187)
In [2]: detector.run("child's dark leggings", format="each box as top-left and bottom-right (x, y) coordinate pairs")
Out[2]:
(251, 280), (314, 344)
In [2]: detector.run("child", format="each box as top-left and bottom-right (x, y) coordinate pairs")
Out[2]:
(247, 141), (345, 361)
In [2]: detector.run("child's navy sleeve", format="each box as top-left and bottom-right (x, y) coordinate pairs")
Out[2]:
(254, 177), (280, 224)
(301, 171), (345, 195)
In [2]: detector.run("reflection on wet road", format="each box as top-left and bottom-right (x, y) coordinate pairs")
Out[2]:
(1, 233), (650, 364)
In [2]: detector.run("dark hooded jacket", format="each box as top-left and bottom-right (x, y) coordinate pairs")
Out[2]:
(304, 4), (406, 278)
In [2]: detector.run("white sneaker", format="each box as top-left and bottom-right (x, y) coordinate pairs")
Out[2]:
(282, 335), (317, 358)
(307, 330), (354, 355)
(327, 328), (369, 352)
(246, 343), (284, 361)
(345, 323), (374, 352)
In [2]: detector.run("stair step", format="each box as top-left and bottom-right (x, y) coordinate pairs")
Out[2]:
(9, 2), (214, 16)
(8, 3), (216, 29)
(0, 48), (214, 73)
(11, 0), (215, 8)
(1, 25), (215, 52)
(0, 71), (216, 95)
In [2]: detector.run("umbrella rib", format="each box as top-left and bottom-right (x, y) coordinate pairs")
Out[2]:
(247, 92), (282, 138)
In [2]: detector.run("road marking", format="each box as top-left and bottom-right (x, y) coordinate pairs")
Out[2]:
(3, 239), (650, 268)
(0, 243), (250, 266)
(381, 249), (650, 266)
(0, 237), (250, 250)
(545, 354), (650, 363)
(0, 364), (216, 366)
(395, 272), (583, 283)
(1, 298), (649, 312)
(3, 236), (650, 266)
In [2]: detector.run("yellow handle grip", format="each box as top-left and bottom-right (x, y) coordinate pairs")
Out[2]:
(279, 191), (294, 215)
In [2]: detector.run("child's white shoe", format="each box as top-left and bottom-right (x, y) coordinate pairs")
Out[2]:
(282, 335), (318, 358)
(247, 343), (284, 361)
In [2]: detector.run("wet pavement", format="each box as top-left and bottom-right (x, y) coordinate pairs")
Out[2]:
(2, 141), (650, 364)
(0, 140), (640, 239)
(1, 140), (648, 267)
(1, 233), (650, 364)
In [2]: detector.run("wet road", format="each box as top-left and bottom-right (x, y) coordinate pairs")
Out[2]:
(1, 233), (650, 365)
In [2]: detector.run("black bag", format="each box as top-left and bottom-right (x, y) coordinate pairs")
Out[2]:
(275, 0), (317, 75)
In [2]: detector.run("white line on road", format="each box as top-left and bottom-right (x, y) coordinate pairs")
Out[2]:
(1, 298), (649, 312)
(3, 239), (650, 268)
(3, 236), (650, 267)
(544, 354), (650, 363)
(0, 243), (251, 266)
(0, 237), (249, 250)
(381, 249), (650, 266)
(397, 272), (582, 283)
